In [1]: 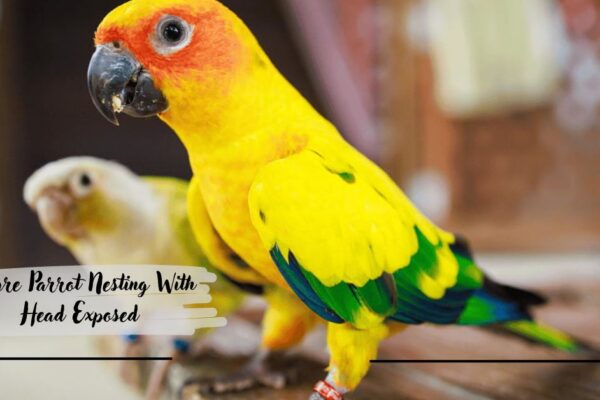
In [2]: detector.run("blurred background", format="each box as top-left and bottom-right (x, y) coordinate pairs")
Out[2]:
(0, 1), (599, 399)
(1, 0), (600, 270)
(1, 0), (600, 268)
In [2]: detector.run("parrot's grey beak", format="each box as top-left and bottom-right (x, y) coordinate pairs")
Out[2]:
(87, 44), (168, 126)
(31, 188), (85, 245)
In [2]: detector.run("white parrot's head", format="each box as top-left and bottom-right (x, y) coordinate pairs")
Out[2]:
(23, 157), (159, 262)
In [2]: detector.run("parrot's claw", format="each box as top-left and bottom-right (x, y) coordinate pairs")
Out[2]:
(210, 371), (257, 393)
(207, 364), (292, 393)
(256, 369), (288, 389)
(309, 393), (327, 400)
(184, 351), (296, 395)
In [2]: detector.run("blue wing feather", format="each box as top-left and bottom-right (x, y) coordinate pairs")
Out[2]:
(270, 245), (344, 323)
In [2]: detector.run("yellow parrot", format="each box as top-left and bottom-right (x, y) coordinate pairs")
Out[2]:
(24, 156), (250, 399)
(87, 2), (591, 398)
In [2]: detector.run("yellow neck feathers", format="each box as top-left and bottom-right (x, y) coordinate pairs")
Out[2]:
(157, 33), (326, 165)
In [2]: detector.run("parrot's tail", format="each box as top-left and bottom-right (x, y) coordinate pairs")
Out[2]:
(498, 320), (598, 355)
(452, 235), (597, 355)
(458, 277), (546, 326)
(458, 276), (598, 355)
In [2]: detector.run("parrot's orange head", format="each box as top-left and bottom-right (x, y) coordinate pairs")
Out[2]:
(88, 0), (259, 127)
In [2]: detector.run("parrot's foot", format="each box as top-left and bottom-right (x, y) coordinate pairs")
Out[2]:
(145, 339), (190, 400)
(211, 368), (287, 393)
(187, 350), (296, 394)
(119, 336), (147, 388)
(145, 357), (175, 400)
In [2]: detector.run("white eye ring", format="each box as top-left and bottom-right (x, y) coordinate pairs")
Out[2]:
(69, 172), (94, 198)
(152, 16), (194, 55)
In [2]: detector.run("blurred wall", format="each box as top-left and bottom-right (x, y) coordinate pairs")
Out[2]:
(0, 0), (20, 267)
(284, 0), (600, 251)
(378, 0), (600, 251)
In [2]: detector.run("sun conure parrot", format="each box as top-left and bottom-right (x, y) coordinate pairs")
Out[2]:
(23, 156), (250, 399)
(86, 1), (593, 399)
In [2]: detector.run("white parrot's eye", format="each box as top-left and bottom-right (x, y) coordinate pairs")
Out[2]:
(69, 172), (94, 198)
(153, 16), (193, 55)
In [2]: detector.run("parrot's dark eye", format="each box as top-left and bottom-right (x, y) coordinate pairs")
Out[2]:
(80, 174), (92, 188)
(69, 172), (94, 198)
(162, 22), (183, 43)
(154, 16), (193, 55)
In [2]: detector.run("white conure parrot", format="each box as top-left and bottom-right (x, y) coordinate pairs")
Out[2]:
(24, 156), (251, 399)
(86, 2), (593, 399)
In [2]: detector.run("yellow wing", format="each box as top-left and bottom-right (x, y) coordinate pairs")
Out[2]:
(248, 141), (467, 328)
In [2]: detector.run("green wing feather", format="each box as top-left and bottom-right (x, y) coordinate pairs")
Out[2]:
(250, 148), (485, 328)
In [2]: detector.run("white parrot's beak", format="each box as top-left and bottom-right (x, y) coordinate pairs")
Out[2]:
(31, 187), (86, 245)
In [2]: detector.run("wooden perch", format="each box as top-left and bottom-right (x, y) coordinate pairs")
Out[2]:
(114, 257), (600, 399)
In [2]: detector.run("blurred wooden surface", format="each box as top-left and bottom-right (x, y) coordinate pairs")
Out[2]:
(145, 263), (600, 400)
